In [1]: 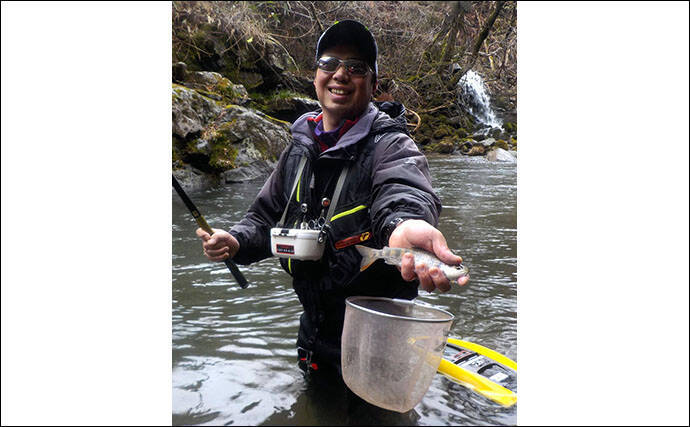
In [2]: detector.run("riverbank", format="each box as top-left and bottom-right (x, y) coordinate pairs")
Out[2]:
(172, 66), (517, 190)
(171, 2), (517, 190)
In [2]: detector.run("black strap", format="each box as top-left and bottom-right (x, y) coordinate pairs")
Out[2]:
(277, 156), (308, 228)
(277, 157), (350, 230)
(324, 164), (350, 224)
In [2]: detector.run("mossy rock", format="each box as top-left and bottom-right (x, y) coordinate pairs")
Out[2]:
(504, 122), (517, 133)
(432, 124), (453, 139)
(209, 144), (240, 171)
(454, 128), (468, 139)
(466, 145), (486, 156)
(201, 120), (240, 171)
(448, 114), (475, 131)
(495, 139), (510, 150)
(425, 136), (456, 154)
(510, 137), (517, 148)
(184, 71), (248, 105)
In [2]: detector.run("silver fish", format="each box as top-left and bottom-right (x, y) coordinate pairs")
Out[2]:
(355, 245), (469, 281)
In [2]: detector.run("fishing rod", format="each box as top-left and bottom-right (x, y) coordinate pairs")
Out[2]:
(172, 175), (248, 289)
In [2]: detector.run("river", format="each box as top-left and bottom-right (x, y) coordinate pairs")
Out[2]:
(172, 155), (517, 426)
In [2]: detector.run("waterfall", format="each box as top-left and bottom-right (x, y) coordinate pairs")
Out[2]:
(457, 70), (503, 130)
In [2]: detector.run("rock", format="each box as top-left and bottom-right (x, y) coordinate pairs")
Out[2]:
(432, 125), (452, 139)
(172, 62), (187, 83)
(489, 127), (502, 138)
(497, 130), (512, 141)
(263, 94), (320, 123)
(495, 139), (510, 150)
(184, 71), (249, 105)
(486, 148), (517, 162)
(480, 137), (496, 148)
(472, 130), (488, 141)
(172, 85), (223, 140)
(436, 138), (456, 154)
(466, 145), (485, 156)
(172, 165), (220, 192)
(173, 84), (292, 181)
(222, 160), (275, 183)
(186, 71), (225, 88)
(204, 104), (291, 171)
(459, 140), (475, 153)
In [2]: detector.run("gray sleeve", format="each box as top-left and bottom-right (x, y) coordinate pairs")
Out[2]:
(229, 147), (292, 264)
(370, 133), (441, 245)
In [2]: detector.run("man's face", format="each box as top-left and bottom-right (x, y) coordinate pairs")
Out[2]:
(314, 45), (376, 126)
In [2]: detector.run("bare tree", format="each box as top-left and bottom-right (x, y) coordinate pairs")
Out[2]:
(449, 0), (506, 89)
(498, 2), (516, 80)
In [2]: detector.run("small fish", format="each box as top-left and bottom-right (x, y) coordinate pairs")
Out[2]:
(355, 245), (469, 281)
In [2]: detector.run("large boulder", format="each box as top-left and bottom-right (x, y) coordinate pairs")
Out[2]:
(205, 104), (290, 172)
(486, 148), (517, 162)
(222, 160), (275, 183)
(480, 137), (496, 148)
(174, 66), (249, 105)
(172, 84), (292, 183)
(172, 84), (223, 140)
(173, 165), (220, 191)
(425, 137), (456, 154)
(466, 145), (486, 156)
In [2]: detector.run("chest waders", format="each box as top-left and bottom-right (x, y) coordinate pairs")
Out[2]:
(280, 155), (351, 373)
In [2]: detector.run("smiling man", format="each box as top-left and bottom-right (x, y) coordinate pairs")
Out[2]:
(197, 19), (469, 376)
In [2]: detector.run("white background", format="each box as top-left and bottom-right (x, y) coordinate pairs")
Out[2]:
(2, 2), (688, 425)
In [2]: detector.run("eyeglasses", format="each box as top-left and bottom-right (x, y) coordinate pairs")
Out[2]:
(317, 56), (371, 76)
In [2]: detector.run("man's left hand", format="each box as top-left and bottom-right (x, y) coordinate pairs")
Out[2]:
(388, 219), (470, 293)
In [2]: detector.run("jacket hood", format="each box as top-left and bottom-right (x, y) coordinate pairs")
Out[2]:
(290, 101), (409, 154)
(371, 101), (408, 135)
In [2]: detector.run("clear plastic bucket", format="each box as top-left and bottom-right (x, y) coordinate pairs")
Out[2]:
(341, 296), (455, 413)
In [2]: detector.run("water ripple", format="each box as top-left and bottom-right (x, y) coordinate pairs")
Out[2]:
(172, 156), (516, 425)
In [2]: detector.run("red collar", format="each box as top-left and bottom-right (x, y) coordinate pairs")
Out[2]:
(307, 114), (360, 153)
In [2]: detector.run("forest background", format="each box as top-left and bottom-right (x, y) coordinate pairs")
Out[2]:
(171, 1), (517, 183)
(172, 0), (516, 111)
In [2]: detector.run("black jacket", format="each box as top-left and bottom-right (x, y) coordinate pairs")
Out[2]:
(229, 101), (442, 369)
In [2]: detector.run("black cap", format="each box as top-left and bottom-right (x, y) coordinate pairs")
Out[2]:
(315, 20), (378, 79)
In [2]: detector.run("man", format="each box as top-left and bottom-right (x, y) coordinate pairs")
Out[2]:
(196, 20), (469, 374)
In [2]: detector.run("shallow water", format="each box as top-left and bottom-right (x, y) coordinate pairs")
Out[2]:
(172, 155), (517, 425)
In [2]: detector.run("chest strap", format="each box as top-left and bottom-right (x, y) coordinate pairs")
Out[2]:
(276, 155), (351, 240)
(277, 155), (308, 228)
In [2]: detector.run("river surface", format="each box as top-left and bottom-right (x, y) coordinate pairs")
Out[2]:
(172, 155), (517, 426)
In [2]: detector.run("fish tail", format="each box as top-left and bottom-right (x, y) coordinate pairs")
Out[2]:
(355, 245), (380, 271)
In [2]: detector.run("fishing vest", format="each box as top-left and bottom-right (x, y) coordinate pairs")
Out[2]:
(278, 128), (418, 367)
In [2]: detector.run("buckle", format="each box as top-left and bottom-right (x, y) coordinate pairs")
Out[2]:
(297, 347), (318, 372)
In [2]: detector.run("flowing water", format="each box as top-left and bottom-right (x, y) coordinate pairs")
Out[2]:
(457, 70), (503, 131)
(172, 155), (517, 426)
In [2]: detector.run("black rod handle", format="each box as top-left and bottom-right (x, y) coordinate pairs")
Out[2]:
(173, 175), (248, 288)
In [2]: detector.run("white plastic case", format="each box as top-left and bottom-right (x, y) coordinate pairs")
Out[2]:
(270, 228), (325, 260)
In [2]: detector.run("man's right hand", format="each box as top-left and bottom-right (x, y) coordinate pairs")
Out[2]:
(196, 228), (239, 262)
